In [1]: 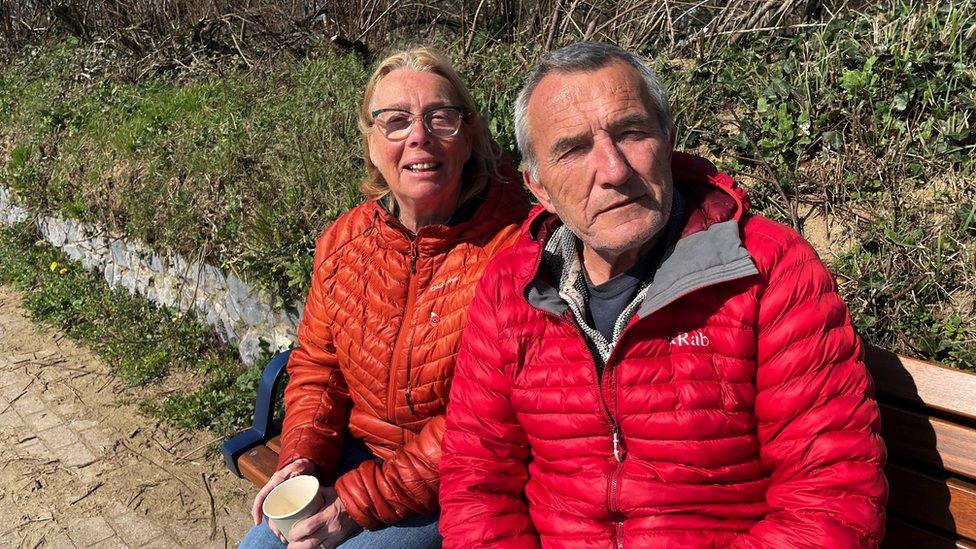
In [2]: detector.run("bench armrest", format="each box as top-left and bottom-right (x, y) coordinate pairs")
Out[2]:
(221, 349), (292, 478)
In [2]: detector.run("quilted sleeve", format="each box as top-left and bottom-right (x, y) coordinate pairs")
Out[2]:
(276, 230), (351, 479)
(729, 229), (887, 548)
(334, 416), (445, 529)
(439, 275), (540, 548)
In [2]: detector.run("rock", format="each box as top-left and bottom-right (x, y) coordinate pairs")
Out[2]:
(226, 273), (249, 300)
(241, 299), (268, 327)
(1, 183), (307, 367)
(109, 239), (126, 269)
(199, 264), (227, 293)
(120, 271), (138, 294)
(102, 264), (115, 287)
(80, 253), (103, 272)
(65, 219), (86, 244)
(62, 244), (84, 262)
(43, 218), (69, 247)
(149, 253), (164, 273)
(238, 333), (264, 366)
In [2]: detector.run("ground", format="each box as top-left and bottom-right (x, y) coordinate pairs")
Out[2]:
(0, 284), (254, 548)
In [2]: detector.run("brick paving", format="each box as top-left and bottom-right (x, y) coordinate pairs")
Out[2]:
(0, 285), (253, 548)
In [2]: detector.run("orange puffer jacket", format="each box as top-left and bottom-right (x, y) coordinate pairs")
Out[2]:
(277, 175), (530, 529)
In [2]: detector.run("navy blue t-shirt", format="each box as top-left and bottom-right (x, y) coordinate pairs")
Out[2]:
(582, 191), (685, 342)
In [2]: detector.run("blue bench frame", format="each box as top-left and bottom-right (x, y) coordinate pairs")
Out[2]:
(220, 349), (292, 478)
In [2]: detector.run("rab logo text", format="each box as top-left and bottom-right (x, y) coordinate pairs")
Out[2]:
(671, 330), (710, 347)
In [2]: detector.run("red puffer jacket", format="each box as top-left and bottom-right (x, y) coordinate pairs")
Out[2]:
(440, 152), (887, 548)
(278, 175), (530, 530)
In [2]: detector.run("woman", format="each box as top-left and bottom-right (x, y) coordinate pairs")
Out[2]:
(240, 47), (530, 549)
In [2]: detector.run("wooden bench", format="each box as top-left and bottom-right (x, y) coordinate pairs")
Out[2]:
(221, 346), (976, 547)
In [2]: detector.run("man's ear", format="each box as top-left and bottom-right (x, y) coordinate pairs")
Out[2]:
(523, 169), (557, 213)
(668, 124), (677, 154)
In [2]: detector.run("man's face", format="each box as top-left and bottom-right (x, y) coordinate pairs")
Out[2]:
(523, 61), (676, 258)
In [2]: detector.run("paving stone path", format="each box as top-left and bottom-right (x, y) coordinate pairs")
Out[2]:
(0, 285), (254, 548)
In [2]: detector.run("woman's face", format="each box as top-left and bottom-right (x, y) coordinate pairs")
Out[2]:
(367, 69), (474, 216)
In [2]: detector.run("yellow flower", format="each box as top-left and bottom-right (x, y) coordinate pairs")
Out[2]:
(49, 261), (58, 272)
(59, 268), (67, 275)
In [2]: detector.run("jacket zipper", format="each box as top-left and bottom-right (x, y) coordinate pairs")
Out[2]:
(388, 238), (420, 422)
(605, 352), (626, 549)
(523, 244), (627, 544)
(549, 308), (627, 546)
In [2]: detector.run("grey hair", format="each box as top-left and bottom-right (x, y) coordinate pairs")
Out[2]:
(514, 41), (674, 179)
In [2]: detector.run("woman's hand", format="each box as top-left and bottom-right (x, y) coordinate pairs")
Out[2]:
(251, 457), (318, 540)
(286, 487), (362, 549)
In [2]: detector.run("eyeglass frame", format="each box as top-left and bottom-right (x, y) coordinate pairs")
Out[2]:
(369, 105), (470, 141)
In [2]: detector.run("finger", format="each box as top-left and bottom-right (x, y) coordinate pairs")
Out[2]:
(251, 486), (272, 525)
(251, 472), (285, 524)
(288, 510), (334, 542)
(286, 539), (321, 549)
(269, 519), (283, 539)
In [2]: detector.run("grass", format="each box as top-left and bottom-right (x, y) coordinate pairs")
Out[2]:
(0, 0), (973, 379)
(0, 219), (267, 433)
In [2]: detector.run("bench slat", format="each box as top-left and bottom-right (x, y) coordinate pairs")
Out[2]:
(880, 404), (976, 480)
(866, 347), (976, 422)
(268, 435), (281, 454)
(883, 516), (976, 549)
(239, 444), (278, 488)
(888, 463), (976, 540)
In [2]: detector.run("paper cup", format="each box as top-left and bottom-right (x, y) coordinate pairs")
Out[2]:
(262, 475), (323, 539)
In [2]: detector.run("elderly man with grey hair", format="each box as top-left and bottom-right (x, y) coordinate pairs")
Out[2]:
(438, 41), (887, 548)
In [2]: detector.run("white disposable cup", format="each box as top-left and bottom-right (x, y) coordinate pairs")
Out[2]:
(262, 475), (323, 540)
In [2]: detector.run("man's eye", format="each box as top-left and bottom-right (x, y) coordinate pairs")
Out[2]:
(620, 129), (649, 140)
(558, 146), (585, 160)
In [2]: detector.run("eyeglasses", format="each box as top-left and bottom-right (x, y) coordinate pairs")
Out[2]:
(370, 105), (469, 141)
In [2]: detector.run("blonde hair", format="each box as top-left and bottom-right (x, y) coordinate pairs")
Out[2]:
(358, 47), (497, 203)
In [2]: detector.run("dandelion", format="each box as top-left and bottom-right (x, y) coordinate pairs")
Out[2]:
(59, 268), (67, 275)
(49, 261), (58, 272)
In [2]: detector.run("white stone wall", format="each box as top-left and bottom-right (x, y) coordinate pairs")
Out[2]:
(0, 186), (300, 365)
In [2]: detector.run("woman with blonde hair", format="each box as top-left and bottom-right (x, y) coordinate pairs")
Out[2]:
(239, 47), (530, 548)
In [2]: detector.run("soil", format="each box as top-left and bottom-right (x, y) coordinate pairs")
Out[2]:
(0, 284), (255, 548)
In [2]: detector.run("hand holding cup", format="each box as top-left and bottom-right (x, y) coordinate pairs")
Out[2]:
(261, 474), (325, 540)
(251, 458), (318, 540)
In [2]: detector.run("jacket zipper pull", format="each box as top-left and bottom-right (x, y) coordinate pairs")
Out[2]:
(409, 241), (419, 274)
(612, 427), (626, 462)
(405, 390), (416, 416)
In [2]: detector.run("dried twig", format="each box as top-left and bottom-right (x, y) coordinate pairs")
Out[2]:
(202, 473), (217, 540)
(0, 378), (35, 414)
(69, 482), (103, 505)
(119, 439), (193, 491)
(0, 516), (53, 537)
(463, 0), (489, 55)
(174, 435), (224, 464)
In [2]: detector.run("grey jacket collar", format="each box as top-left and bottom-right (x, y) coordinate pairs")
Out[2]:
(526, 193), (759, 353)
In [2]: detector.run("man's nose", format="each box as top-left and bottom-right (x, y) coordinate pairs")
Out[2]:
(406, 118), (432, 147)
(593, 136), (630, 187)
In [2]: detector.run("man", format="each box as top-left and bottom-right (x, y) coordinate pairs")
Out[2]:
(439, 42), (887, 548)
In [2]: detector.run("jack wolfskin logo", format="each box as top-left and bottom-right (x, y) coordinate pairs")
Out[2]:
(670, 330), (710, 347)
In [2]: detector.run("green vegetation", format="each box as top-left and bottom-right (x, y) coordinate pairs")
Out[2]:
(651, 1), (976, 367)
(0, 220), (263, 432)
(0, 43), (367, 304)
(0, 0), (971, 443)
